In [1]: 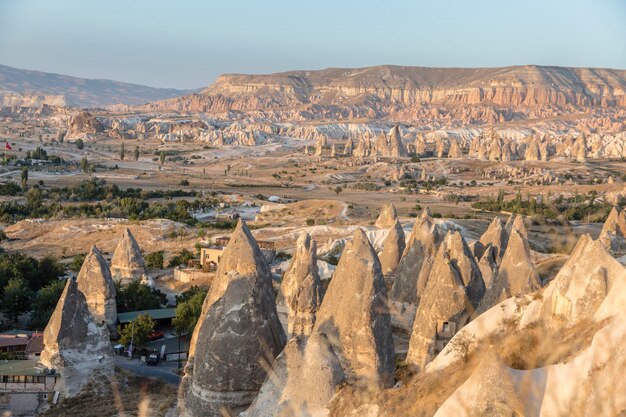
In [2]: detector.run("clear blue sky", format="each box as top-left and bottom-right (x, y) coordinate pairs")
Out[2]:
(0, 0), (624, 89)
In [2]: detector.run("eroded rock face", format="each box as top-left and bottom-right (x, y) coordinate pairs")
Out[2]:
(245, 333), (345, 417)
(179, 220), (286, 417)
(443, 232), (485, 306)
(280, 233), (323, 337)
(406, 234), (474, 369)
(477, 244), (498, 291)
(478, 229), (540, 313)
(405, 231), (484, 370)
(478, 217), (508, 263)
(375, 203), (398, 228)
(65, 111), (104, 139)
(110, 228), (145, 284)
(505, 214), (527, 239)
(448, 139), (462, 158)
(313, 229), (395, 387)
(390, 208), (441, 305)
(380, 219), (406, 275)
(542, 234), (623, 325)
(40, 278), (113, 398)
(76, 246), (117, 336)
(599, 207), (626, 252)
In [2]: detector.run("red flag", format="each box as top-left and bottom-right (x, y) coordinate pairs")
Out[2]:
(4, 142), (11, 151)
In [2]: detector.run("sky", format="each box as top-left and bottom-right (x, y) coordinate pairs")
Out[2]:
(0, 0), (624, 89)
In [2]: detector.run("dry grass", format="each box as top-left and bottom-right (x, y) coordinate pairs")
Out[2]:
(40, 369), (177, 417)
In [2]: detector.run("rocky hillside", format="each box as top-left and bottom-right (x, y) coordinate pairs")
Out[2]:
(0, 64), (195, 108)
(140, 65), (626, 118)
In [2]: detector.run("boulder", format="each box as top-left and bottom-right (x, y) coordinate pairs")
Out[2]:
(313, 228), (395, 387)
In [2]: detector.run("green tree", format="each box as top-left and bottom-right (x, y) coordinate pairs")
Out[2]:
(117, 314), (156, 347)
(29, 279), (66, 329)
(134, 146), (140, 161)
(21, 167), (28, 190)
(173, 289), (206, 335)
(0, 252), (63, 294)
(175, 286), (206, 304)
(115, 280), (168, 313)
(168, 248), (195, 268)
(80, 156), (90, 173)
(2, 278), (33, 322)
(159, 151), (166, 166)
(120, 142), (125, 161)
(69, 253), (86, 272)
(75, 138), (84, 150)
(145, 251), (164, 269)
(25, 187), (42, 209)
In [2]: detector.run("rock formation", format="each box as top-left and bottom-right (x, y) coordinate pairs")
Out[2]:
(447, 139), (462, 158)
(179, 220), (286, 417)
(478, 217), (508, 262)
(439, 231), (485, 305)
(415, 134), (427, 156)
(343, 136), (354, 156)
(280, 233), (323, 337)
(379, 219), (406, 275)
(40, 278), (113, 398)
(541, 233), (623, 325)
(76, 246), (117, 335)
(313, 229), (395, 387)
(65, 111), (104, 139)
(390, 208), (441, 305)
(375, 203), (398, 228)
(478, 229), (540, 313)
(387, 125), (408, 157)
(505, 214), (527, 239)
(524, 137), (542, 161)
(405, 231), (482, 370)
(245, 333), (345, 417)
(110, 228), (145, 284)
(436, 138), (445, 158)
(477, 243), (498, 291)
(599, 207), (626, 251)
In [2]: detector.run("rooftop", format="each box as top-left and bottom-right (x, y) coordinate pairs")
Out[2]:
(117, 308), (177, 324)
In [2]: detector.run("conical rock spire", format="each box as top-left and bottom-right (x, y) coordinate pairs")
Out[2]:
(179, 220), (286, 417)
(313, 228), (395, 387)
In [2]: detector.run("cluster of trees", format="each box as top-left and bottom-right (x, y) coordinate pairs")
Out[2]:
(0, 178), (218, 224)
(116, 285), (207, 348)
(0, 252), (66, 327)
(115, 280), (168, 313)
(172, 286), (207, 336)
(472, 189), (612, 222)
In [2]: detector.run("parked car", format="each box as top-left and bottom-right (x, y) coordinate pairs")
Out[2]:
(147, 330), (164, 341)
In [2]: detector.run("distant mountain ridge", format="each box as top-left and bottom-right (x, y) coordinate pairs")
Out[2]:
(0, 64), (198, 108)
(138, 65), (626, 118)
